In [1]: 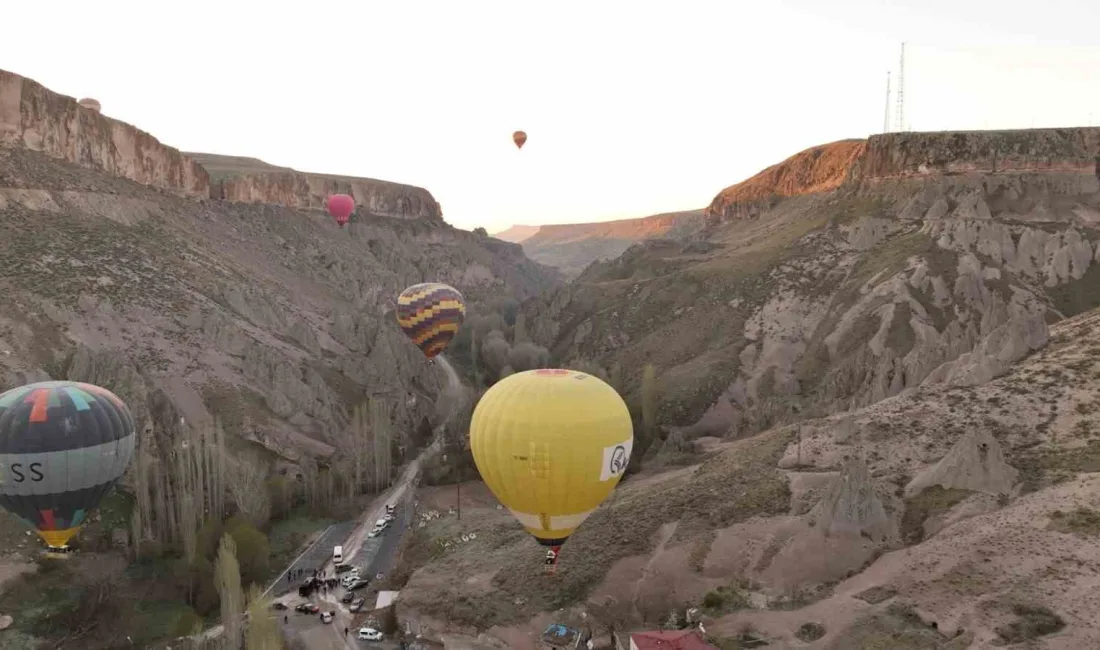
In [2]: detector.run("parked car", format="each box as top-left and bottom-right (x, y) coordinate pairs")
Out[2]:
(271, 602), (288, 611)
(294, 603), (319, 614)
(341, 572), (360, 588)
(340, 591), (355, 604)
(349, 597), (365, 613)
(348, 578), (370, 591)
(320, 611), (335, 624)
(357, 627), (383, 641)
(334, 563), (354, 574)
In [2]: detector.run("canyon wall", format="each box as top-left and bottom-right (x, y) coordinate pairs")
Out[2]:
(707, 128), (1100, 225)
(0, 68), (443, 221)
(192, 152), (443, 221)
(0, 69), (209, 197)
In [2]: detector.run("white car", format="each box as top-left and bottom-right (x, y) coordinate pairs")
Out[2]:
(357, 627), (383, 641)
(320, 611), (335, 624)
(341, 574), (359, 588)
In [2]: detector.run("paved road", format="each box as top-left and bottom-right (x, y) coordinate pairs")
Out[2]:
(268, 520), (358, 598)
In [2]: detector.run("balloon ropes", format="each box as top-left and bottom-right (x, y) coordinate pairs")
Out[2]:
(327, 194), (355, 228)
(0, 381), (136, 554)
(469, 369), (634, 574)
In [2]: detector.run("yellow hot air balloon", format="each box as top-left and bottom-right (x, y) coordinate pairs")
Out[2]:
(469, 369), (633, 573)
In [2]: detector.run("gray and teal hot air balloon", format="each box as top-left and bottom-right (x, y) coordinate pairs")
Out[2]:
(0, 381), (135, 551)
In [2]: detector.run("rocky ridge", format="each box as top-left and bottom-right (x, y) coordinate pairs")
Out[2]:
(525, 128), (1100, 456)
(0, 69), (558, 466)
(0, 68), (443, 221)
(493, 209), (705, 277)
(399, 303), (1100, 649)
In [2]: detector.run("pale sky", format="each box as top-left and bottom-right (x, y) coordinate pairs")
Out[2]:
(3, 1), (1100, 232)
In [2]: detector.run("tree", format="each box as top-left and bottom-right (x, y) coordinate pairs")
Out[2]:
(245, 584), (283, 650)
(214, 533), (245, 650)
(227, 453), (272, 528)
(473, 227), (488, 236)
(513, 313), (528, 344)
(226, 518), (271, 587)
(481, 330), (512, 377)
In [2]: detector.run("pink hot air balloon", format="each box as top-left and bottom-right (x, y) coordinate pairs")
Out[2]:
(327, 194), (355, 228)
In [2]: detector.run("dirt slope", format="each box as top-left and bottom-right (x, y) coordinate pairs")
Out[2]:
(398, 306), (1100, 649)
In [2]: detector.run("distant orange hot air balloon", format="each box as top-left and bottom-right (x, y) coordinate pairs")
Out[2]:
(327, 194), (354, 228)
(513, 131), (527, 150)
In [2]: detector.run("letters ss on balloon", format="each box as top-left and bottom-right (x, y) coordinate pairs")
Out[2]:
(0, 462), (45, 484)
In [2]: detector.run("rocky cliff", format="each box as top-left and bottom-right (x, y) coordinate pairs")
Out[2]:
(494, 209), (705, 277)
(0, 69), (209, 197)
(189, 152), (443, 221)
(707, 129), (1100, 225)
(0, 69), (558, 466)
(526, 127), (1100, 456)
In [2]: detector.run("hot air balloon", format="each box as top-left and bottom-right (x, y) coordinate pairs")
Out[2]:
(327, 194), (355, 228)
(469, 369), (633, 573)
(513, 131), (527, 149)
(0, 381), (136, 553)
(77, 98), (101, 113)
(396, 283), (466, 362)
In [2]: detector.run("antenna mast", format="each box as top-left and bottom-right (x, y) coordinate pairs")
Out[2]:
(895, 42), (906, 132)
(883, 71), (892, 133)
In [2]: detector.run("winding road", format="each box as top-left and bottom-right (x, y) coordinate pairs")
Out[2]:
(190, 357), (466, 649)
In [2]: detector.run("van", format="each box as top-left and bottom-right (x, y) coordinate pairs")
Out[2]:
(332, 545), (343, 564)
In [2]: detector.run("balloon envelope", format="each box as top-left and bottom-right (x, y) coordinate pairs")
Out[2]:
(0, 381), (136, 550)
(513, 131), (527, 149)
(396, 283), (467, 359)
(327, 194), (355, 227)
(469, 369), (633, 555)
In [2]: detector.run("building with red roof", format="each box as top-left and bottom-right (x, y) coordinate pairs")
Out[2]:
(629, 629), (717, 650)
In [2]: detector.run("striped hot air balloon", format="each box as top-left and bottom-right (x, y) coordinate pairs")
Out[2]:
(396, 282), (467, 360)
(0, 381), (136, 552)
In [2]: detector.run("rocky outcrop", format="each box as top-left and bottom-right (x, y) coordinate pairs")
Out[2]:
(190, 152), (443, 221)
(528, 127), (1100, 451)
(706, 140), (866, 224)
(495, 209), (705, 277)
(761, 458), (892, 590)
(706, 129), (1100, 226)
(0, 141), (558, 465)
(905, 429), (1019, 498)
(852, 128), (1100, 181)
(0, 68), (209, 197)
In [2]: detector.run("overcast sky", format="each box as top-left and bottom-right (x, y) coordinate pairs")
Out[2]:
(3, 0), (1099, 232)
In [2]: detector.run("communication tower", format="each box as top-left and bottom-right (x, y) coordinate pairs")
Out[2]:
(883, 71), (891, 133)
(895, 42), (906, 132)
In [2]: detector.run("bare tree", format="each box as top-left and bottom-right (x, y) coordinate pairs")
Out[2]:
(228, 453), (272, 528)
(244, 584), (282, 650)
(214, 533), (245, 650)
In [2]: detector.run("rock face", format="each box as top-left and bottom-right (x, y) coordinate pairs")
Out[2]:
(0, 69), (559, 469)
(761, 458), (892, 590)
(189, 152), (443, 222)
(0, 69), (209, 197)
(904, 428), (1019, 498)
(526, 127), (1100, 454)
(493, 209), (705, 277)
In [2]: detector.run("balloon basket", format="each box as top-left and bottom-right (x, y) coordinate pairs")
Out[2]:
(43, 546), (74, 559)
